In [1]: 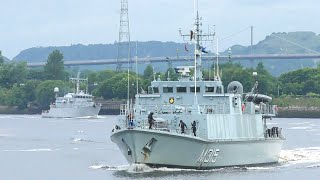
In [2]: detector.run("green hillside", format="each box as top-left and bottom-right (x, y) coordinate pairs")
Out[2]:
(222, 31), (320, 75)
(12, 31), (320, 76)
(13, 41), (189, 62)
(3, 56), (10, 61)
(225, 31), (320, 55)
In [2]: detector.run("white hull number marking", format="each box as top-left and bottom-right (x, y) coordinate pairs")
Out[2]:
(197, 149), (220, 164)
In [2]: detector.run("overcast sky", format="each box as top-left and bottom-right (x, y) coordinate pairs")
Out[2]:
(1, 0), (319, 58)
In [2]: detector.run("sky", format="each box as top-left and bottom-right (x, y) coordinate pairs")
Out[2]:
(1, 0), (320, 59)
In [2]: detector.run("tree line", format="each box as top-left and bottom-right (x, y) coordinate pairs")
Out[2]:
(0, 50), (319, 111)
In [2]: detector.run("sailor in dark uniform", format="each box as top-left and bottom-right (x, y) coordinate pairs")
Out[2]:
(148, 112), (155, 129)
(179, 120), (187, 134)
(191, 121), (197, 136)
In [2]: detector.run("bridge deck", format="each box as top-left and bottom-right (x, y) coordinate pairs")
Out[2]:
(26, 54), (320, 67)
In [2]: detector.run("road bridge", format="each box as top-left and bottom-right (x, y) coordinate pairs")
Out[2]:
(26, 54), (320, 67)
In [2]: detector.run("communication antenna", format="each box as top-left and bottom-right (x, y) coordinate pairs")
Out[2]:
(135, 41), (139, 101)
(216, 37), (220, 81)
(70, 72), (87, 94)
(179, 0), (215, 106)
(117, 0), (132, 71)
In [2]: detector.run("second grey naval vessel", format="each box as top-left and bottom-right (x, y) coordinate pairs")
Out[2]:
(111, 1), (285, 169)
(41, 72), (101, 118)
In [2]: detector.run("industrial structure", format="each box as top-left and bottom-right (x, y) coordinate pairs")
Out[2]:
(116, 0), (131, 71)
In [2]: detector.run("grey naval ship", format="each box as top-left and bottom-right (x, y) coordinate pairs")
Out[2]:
(41, 73), (101, 118)
(111, 2), (285, 169)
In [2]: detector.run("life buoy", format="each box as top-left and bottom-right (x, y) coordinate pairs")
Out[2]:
(241, 104), (246, 112)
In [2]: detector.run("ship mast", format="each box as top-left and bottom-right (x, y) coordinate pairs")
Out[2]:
(180, 0), (215, 106)
(193, 2), (200, 105)
(216, 37), (221, 81)
(194, 1), (202, 82)
(70, 72), (88, 94)
(193, 0), (215, 105)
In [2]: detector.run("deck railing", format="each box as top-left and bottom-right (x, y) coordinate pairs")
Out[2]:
(115, 116), (197, 136)
(119, 103), (230, 116)
(265, 127), (284, 139)
(260, 104), (278, 116)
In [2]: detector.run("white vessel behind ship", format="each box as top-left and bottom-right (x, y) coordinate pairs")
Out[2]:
(41, 72), (101, 118)
(111, 1), (285, 169)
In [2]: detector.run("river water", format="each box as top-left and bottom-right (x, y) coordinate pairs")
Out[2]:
(0, 115), (320, 180)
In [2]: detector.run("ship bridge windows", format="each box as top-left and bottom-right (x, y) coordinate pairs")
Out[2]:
(205, 85), (215, 93)
(153, 87), (159, 93)
(176, 85), (187, 93)
(190, 85), (200, 92)
(216, 86), (223, 93)
(148, 86), (159, 94)
(163, 86), (173, 93)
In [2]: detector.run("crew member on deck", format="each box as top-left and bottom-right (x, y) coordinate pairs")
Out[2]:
(148, 112), (155, 129)
(191, 121), (197, 136)
(179, 120), (187, 134)
(127, 113), (134, 128)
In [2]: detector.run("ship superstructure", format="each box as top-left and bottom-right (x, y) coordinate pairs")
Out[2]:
(41, 72), (101, 118)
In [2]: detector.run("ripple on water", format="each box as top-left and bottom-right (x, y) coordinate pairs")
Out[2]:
(289, 122), (311, 125)
(72, 138), (94, 143)
(307, 164), (320, 168)
(89, 164), (130, 171)
(3, 148), (57, 152)
(280, 147), (320, 165)
(288, 126), (313, 130)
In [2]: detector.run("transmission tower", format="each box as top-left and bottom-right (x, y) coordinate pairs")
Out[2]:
(116, 0), (131, 71)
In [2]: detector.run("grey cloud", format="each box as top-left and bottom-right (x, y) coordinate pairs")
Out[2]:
(1, 0), (320, 58)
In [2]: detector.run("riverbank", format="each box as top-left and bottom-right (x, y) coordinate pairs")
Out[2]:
(0, 100), (126, 116)
(1, 104), (319, 118)
(0, 106), (40, 114)
(277, 107), (320, 118)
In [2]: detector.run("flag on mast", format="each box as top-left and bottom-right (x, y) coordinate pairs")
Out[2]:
(190, 30), (194, 41)
(200, 46), (208, 53)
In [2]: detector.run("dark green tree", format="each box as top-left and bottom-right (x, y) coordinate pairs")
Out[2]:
(255, 62), (276, 95)
(279, 67), (320, 95)
(219, 62), (254, 93)
(0, 50), (4, 64)
(5, 84), (28, 109)
(94, 72), (142, 100)
(44, 50), (65, 80)
(143, 64), (154, 79)
(27, 68), (46, 80)
(0, 62), (27, 88)
(164, 67), (179, 81)
(0, 86), (9, 105)
(96, 70), (117, 82)
(36, 80), (70, 109)
(22, 80), (41, 103)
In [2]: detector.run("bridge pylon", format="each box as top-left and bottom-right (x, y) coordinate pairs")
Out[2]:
(116, 0), (131, 71)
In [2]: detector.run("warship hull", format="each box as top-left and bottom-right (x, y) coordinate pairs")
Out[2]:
(111, 129), (284, 169)
(41, 106), (101, 118)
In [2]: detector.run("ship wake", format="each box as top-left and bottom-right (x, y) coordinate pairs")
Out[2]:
(71, 137), (95, 143)
(89, 164), (130, 171)
(90, 147), (320, 174)
(90, 163), (238, 173)
(280, 147), (320, 168)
